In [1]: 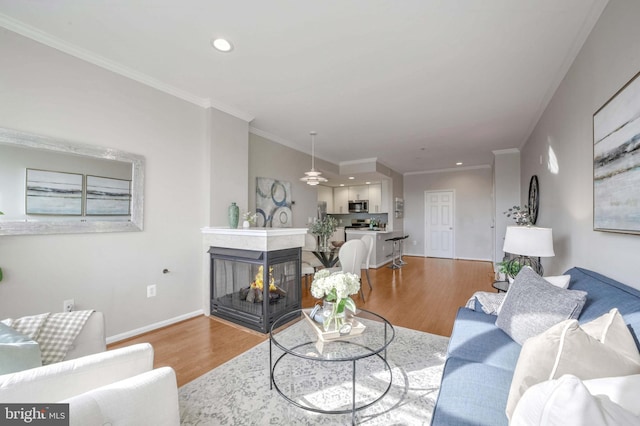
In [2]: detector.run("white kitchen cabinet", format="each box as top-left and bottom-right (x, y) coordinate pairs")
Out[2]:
(368, 184), (382, 213)
(333, 187), (349, 214)
(348, 185), (369, 201)
(317, 185), (334, 213)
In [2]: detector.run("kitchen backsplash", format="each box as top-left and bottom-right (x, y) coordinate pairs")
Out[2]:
(328, 212), (388, 226)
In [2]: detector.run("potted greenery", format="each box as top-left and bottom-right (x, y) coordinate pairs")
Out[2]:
(309, 216), (338, 251)
(497, 259), (522, 282)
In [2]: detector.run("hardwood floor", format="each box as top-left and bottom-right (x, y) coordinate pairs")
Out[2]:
(109, 256), (494, 386)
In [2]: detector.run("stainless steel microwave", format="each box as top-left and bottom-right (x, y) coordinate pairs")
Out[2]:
(348, 200), (368, 213)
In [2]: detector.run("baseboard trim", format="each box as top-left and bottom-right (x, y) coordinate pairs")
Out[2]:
(106, 309), (204, 344)
(456, 256), (493, 262)
(401, 253), (493, 263)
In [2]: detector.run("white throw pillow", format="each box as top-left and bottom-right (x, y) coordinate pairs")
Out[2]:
(583, 374), (640, 416)
(511, 375), (640, 426)
(505, 308), (640, 420)
(581, 308), (640, 361)
(543, 275), (571, 289)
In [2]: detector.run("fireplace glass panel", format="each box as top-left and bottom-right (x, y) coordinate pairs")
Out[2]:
(209, 247), (301, 333)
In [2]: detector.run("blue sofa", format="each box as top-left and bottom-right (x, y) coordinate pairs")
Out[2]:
(431, 267), (640, 425)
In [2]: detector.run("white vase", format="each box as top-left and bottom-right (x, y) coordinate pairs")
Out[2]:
(242, 220), (250, 228)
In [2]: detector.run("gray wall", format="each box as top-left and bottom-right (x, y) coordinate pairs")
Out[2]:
(403, 167), (493, 261)
(208, 108), (249, 225)
(0, 30), (230, 339)
(520, 0), (640, 288)
(493, 150), (521, 263)
(248, 132), (339, 228)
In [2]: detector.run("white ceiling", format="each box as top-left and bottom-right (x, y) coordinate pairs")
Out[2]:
(0, 0), (608, 175)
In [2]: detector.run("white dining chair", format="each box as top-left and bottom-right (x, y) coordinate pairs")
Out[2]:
(360, 235), (374, 291)
(301, 233), (322, 290)
(335, 239), (368, 302)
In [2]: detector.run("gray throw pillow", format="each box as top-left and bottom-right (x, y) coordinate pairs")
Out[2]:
(496, 267), (587, 345)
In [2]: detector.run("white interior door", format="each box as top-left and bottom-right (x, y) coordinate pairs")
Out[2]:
(425, 190), (454, 258)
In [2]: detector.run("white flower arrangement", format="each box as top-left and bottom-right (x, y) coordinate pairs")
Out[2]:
(242, 211), (257, 224)
(310, 270), (360, 314)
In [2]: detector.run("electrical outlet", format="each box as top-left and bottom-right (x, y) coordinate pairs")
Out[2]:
(63, 299), (74, 312)
(147, 284), (157, 298)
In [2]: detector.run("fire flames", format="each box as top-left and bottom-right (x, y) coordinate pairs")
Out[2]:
(250, 265), (276, 292)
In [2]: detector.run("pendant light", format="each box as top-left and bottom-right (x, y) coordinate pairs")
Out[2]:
(300, 131), (328, 186)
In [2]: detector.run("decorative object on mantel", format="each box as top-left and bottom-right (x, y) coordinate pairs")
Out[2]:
(503, 205), (531, 226)
(228, 202), (239, 229)
(593, 69), (640, 234)
(256, 177), (292, 228)
(503, 226), (555, 278)
(309, 216), (338, 251)
(310, 270), (360, 332)
(242, 211), (256, 228)
(527, 175), (539, 225)
(299, 131), (328, 186)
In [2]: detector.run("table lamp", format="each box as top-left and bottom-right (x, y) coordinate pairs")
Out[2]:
(502, 226), (554, 278)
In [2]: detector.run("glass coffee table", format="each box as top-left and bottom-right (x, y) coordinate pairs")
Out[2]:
(269, 308), (395, 425)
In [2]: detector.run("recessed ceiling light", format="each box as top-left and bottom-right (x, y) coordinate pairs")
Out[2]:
(211, 38), (233, 52)
(365, 181), (371, 185)
(456, 162), (463, 166)
(348, 176), (355, 180)
(339, 184), (345, 187)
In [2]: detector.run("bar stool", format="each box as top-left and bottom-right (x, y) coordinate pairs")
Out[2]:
(398, 235), (409, 265)
(385, 236), (402, 269)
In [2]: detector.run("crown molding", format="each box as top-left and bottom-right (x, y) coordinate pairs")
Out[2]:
(404, 164), (491, 176)
(0, 13), (253, 122)
(338, 158), (378, 166)
(205, 100), (254, 123)
(492, 148), (520, 155)
(249, 127), (297, 149)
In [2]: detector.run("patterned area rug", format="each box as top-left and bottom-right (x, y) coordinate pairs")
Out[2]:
(179, 321), (449, 425)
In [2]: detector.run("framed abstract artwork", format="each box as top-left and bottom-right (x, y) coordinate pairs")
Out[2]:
(593, 70), (640, 234)
(26, 169), (83, 215)
(85, 175), (132, 216)
(256, 177), (292, 228)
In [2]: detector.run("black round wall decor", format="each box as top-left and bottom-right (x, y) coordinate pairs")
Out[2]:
(528, 175), (539, 225)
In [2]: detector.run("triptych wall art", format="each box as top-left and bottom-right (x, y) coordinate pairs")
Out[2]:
(26, 168), (132, 216)
(593, 70), (640, 234)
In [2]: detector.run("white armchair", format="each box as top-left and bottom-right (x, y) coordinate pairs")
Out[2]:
(0, 343), (180, 426)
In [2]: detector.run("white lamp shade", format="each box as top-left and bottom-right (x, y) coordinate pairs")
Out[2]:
(503, 226), (555, 257)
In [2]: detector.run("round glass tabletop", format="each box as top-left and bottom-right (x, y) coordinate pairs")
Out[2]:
(270, 308), (395, 362)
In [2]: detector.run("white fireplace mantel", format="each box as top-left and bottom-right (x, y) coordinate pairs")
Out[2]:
(201, 226), (307, 252)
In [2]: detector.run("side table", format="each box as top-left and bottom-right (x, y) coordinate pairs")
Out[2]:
(492, 280), (510, 293)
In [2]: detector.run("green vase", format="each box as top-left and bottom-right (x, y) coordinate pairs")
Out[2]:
(228, 202), (239, 229)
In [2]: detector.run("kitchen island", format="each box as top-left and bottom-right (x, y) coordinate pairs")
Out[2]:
(345, 229), (406, 268)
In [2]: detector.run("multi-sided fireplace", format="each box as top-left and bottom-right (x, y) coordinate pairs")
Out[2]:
(208, 246), (302, 333)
